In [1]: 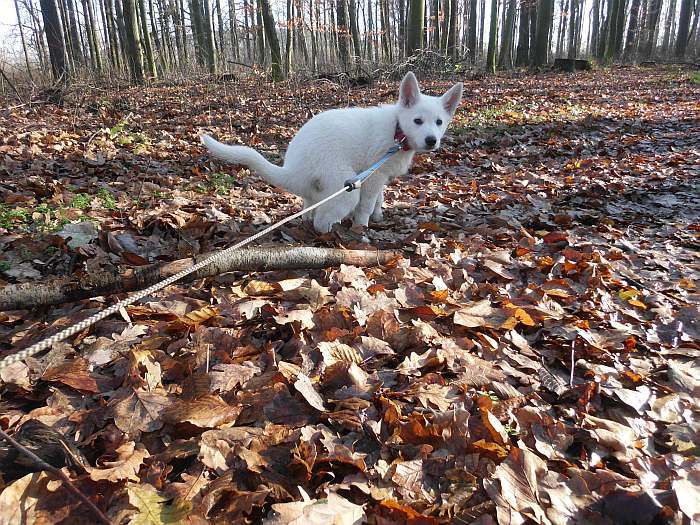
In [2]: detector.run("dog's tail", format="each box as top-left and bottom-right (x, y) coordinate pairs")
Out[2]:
(200, 134), (291, 191)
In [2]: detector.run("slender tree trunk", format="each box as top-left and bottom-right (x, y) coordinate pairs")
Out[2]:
(286, 0), (293, 72)
(381, 0), (392, 59)
(242, 0), (252, 59)
(675, 0), (693, 56)
(39, 0), (68, 81)
(431, 0), (440, 47)
(479, 0), (486, 52)
(137, 0), (156, 76)
(65, 0), (83, 66)
(447, 0), (458, 56)
(407, 0), (426, 53)
(534, 0), (553, 65)
(555, 0), (565, 56)
(614, 0), (625, 55)
(623, 0), (641, 58)
(498, 0), (515, 65)
(337, 0), (352, 67)
(122, 0), (145, 82)
(348, 0), (363, 57)
(467, 0), (478, 60)
(661, 0), (675, 52)
(259, 0), (283, 78)
(486, 0), (498, 70)
(515, 1), (529, 64)
(14, 0), (34, 80)
(256, 0), (266, 63)
(228, 0), (240, 60)
(528, 1), (537, 60)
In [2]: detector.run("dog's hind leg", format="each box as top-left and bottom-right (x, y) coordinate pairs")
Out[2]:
(313, 190), (360, 233)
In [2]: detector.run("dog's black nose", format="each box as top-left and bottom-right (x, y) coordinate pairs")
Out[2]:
(425, 136), (437, 148)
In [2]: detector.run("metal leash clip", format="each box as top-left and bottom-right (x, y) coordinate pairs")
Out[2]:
(344, 137), (406, 192)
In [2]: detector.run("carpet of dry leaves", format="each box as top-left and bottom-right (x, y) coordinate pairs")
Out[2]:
(0, 66), (699, 525)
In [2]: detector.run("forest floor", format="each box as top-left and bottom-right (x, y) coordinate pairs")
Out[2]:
(0, 65), (698, 524)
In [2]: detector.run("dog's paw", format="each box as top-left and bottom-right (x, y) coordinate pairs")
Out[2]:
(370, 210), (384, 223)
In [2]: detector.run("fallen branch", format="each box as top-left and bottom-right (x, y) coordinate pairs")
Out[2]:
(0, 247), (400, 310)
(0, 427), (113, 525)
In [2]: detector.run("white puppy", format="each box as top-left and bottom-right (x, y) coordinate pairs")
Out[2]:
(201, 72), (463, 233)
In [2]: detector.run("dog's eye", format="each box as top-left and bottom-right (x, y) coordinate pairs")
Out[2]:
(436, 119), (443, 126)
(414, 118), (423, 125)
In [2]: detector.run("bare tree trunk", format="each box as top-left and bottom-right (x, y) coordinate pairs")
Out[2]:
(407, 0), (426, 54)
(0, 248), (401, 311)
(137, 0), (157, 76)
(259, 0), (284, 78)
(14, 0), (34, 80)
(447, 0), (458, 56)
(467, 0), (478, 61)
(286, 0), (293, 73)
(486, 0), (498, 70)
(661, 0), (675, 53)
(229, 0), (240, 60)
(242, 0), (252, 59)
(431, 0), (440, 47)
(65, 0), (83, 66)
(556, 0), (565, 55)
(122, 0), (145, 82)
(348, 0), (363, 57)
(337, 0), (352, 67)
(39, 0), (68, 81)
(528, 0), (537, 60)
(256, 0), (266, 63)
(623, 0), (641, 59)
(534, 0), (553, 65)
(381, 0), (392, 59)
(515, 0), (530, 64)
(674, 0), (693, 57)
(498, 0), (515, 66)
(83, 0), (103, 71)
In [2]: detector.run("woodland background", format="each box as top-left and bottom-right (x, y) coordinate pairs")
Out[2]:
(0, 0), (698, 87)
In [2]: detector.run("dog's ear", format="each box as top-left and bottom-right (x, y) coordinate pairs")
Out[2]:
(441, 82), (463, 116)
(399, 72), (421, 108)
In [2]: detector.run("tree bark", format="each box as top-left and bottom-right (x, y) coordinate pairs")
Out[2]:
(0, 248), (401, 311)
(675, 0), (693, 56)
(122, 0), (145, 82)
(534, 0), (553, 66)
(337, 0), (352, 67)
(348, 0), (363, 58)
(259, 0), (284, 79)
(623, 0), (642, 59)
(661, 0), (675, 53)
(486, 0), (498, 71)
(14, 0), (34, 80)
(39, 0), (68, 81)
(467, 0), (478, 60)
(65, 0), (83, 66)
(498, 0), (515, 66)
(137, 0), (157, 76)
(515, 0), (530, 64)
(407, 0), (426, 53)
(447, 0), (458, 57)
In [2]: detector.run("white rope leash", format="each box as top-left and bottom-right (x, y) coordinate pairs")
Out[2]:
(0, 143), (402, 369)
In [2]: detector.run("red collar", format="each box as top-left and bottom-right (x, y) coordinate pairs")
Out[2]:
(394, 125), (411, 151)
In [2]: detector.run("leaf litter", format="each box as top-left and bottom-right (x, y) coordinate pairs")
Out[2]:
(0, 67), (699, 523)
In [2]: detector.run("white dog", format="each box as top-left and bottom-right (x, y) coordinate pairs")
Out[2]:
(201, 72), (463, 233)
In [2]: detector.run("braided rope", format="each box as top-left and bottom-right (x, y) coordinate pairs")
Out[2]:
(0, 185), (353, 369)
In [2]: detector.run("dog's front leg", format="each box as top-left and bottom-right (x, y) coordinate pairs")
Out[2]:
(371, 189), (384, 222)
(353, 179), (385, 227)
